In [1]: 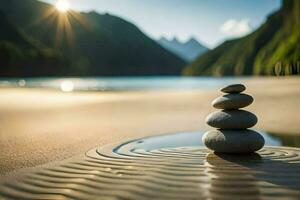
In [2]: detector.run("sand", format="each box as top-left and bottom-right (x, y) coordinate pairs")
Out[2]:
(0, 77), (299, 175)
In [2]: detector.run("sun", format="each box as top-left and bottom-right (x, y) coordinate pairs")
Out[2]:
(56, 0), (70, 13)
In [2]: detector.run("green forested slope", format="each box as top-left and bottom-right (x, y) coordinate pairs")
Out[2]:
(184, 0), (300, 76)
(0, 0), (185, 77)
(0, 10), (68, 76)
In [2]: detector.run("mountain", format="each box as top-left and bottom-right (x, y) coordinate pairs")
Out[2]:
(0, 10), (68, 76)
(158, 37), (208, 62)
(183, 0), (300, 76)
(0, 0), (186, 77)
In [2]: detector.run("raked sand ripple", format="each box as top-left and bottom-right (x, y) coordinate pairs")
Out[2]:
(1, 136), (300, 199)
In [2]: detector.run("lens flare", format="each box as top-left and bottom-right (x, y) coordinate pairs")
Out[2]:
(60, 80), (74, 92)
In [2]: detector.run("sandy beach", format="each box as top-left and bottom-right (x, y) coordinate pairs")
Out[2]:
(0, 77), (299, 175)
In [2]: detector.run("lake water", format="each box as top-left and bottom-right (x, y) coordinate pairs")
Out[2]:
(129, 131), (300, 151)
(0, 76), (299, 148)
(0, 77), (247, 91)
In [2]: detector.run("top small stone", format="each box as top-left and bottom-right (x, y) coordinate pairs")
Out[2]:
(221, 84), (246, 94)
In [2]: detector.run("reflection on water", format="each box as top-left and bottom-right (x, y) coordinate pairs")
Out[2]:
(0, 77), (245, 91)
(268, 132), (300, 148)
(18, 79), (26, 87)
(133, 131), (300, 151)
(204, 153), (262, 199)
(204, 151), (300, 199)
(60, 80), (74, 92)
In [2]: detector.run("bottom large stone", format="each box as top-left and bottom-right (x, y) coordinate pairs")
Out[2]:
(202, 129), (265, 153)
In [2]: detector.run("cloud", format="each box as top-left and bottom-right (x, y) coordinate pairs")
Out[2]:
(220, 19), (252, 37)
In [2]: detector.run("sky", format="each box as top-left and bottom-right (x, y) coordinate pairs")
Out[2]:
(41, 0), (281, 48)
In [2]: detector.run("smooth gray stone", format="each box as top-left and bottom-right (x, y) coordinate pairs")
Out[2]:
(212, 93), (253, 109)
(221, 84), (246, 94)
(202, 129), (265, 153)
(206, 110), (257, 129)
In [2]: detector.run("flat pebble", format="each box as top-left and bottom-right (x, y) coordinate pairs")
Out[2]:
(212, 93), (253, 109)
(202, 129), (265, 153)
(221, 84), (246, 94)
(206, 110), (257, 129)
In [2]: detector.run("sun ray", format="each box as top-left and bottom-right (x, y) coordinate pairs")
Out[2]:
(68, 11), (92, 32)
(23, 0), (90, 50)
(31, 7), (57, 27)
(63, 14), (75, 49)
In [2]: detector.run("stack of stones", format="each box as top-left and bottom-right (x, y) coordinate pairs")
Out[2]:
(202, 84), (265, 154)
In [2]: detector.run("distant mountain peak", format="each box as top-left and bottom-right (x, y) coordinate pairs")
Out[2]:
(159, 36), (168, 42)
(172, 37), (179, 42)
(158, 37), (208, 62)
(186, 37), (199, 45)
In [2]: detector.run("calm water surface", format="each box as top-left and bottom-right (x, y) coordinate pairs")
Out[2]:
(0, 77), (247, 91)
(133, 131), (300, 150)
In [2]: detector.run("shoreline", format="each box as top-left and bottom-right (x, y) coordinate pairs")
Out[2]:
(0, 77), (299, 175)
